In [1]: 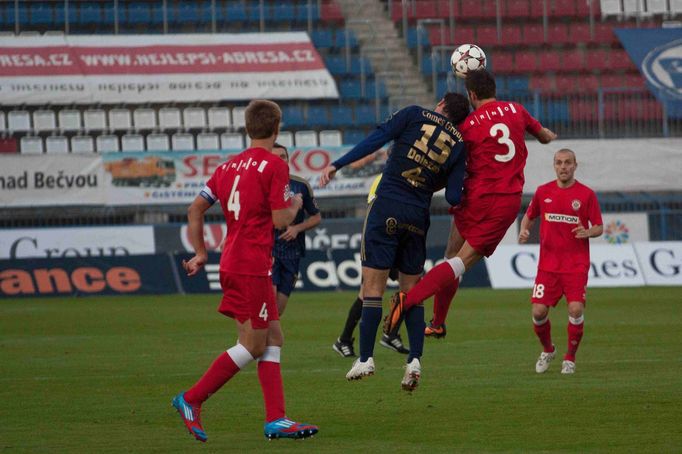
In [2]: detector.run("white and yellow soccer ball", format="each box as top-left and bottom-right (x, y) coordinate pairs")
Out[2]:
(450, 44), (487, 79)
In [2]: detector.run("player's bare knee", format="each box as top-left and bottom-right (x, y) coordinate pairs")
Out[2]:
(532, 305), (549, 321)
(567, 302), (584, 319)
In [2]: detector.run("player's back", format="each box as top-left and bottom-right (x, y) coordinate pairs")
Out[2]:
(379, 105), (465, 208)
(209, 147), (289, 276)
(459, 100), (542, 197)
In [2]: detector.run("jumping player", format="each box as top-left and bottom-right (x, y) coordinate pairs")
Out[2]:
(172, 99), (318, 442)
(519, 148), (602, 374)
(320, 92), (471, 391)
(384, 69), (557, 339)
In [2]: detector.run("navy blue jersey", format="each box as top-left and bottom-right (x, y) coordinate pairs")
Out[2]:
(332, 105), (466, 209)
(273, 175), (319, 259)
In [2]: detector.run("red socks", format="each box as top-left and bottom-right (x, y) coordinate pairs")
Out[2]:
(432, 277), (459, 326)
(533, 319), (554, 353)
(565, 319), (584, 362)
(258, 346), (285, 422)
(405, 262), (456, 309)
(184, 352), (241, 405)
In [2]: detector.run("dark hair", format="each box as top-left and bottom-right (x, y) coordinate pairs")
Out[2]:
(442, 92), (470, 125)
(465, 68), (496, 100)
(273, 142), (288, 159)
(245, 99), (281, 139)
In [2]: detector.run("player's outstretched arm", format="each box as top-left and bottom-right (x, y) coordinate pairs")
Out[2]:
(519, 214), (535, 243)
(534, 127), (557, 144)
(182, 195), (212, 276)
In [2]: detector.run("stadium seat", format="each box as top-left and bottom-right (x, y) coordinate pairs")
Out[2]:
(296, 3), (319, 22)
(8, 110), (31, 132)
(490, 51), (514, 73)
(281, 105), (306, 128)
(121, 133), (144, 152)
(507, 75), (530, 93)
(569, 99), (598, 121)
(109, 108), (132, 131)
(29, 2), (54, 26)
(594, 23), (618, 44)
(224, 2), (247, 21)
(83, 109), (106, 131)
(71, 135), (94, 154)
(33, 110), (57, 132)
(231, 106), (246, 129)
(355, 103), (378, 125)
(58, 109), (82, 132)
(306, 106), (329, 128)
(563, 49), (585, 72)
(321, 1), (344, 22)
(96, 134), (120, 153)
(453, 25), (476, 44)
(506, 0), (530, 17)
(125, 2), (153, 25)
(45, 135), (69, 154)
(436, 0), (459, 17)
(133, 108), (157, 131)
(540, 52), (562, 72)
(277, 131), (294, 149)
(197, 132), (220, 150)
(271, 3), (296, 22)
(172, 132), (195, 151)
(335, 29), (359, 50)
(542, 100), (570, 122)
(319, 130), (343, 147)
(582, 75), (600, 92)
(529, 0), (547, 18)
(79, 2), (103, 25)
(551, 1), (577, 17)
(514, 51), (538, 73)
(311, 29), (334, 49)
(476, 25), (499, 47)
(159, 107), (182, 130)
(569, 22), (593, 43)
(207, 106), (231, 129)
(294, 130), (318, 147)
(459, 0), (484, 18)
(500, 24), (523, 46)
(523, 23), (545, 44)
(547, 23), (570, 43)
(586, 49), (612, 71)
(220, 132), (244, 149)
(426, 24), (448, 45)
(20, 136), (44, 154)
(529, 75), (554, 93)
(325, 55), (348, 75)
(624, 73), (645, 88)
(555, 75), (577, 93)
(610, 49), (636, 70)
(146, 132), (170, 151)
(406, 28), (430, 48)
(183, 107), (207, 130)
(601, 73), (624, 89)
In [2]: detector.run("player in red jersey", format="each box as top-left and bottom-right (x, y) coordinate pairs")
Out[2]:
(519, 148), (603, 375)
(384, 69), (557, 339)
(172, 100), (318, 442)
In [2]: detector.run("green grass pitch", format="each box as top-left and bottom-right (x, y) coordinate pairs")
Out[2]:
(2, 287), (681, 453)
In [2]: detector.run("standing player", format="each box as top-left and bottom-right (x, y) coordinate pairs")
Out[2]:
(519, 149), (603, 374)
(271, 143), (322, 315)
(384, 69), (557, 339)
(320, 93), (471, 391)
(172, 100), (318, 442)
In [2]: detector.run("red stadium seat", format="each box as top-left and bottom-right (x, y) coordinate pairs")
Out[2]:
(593, 23), (618, 44)
(391, 0), (403, 20)
(500, 24), (524, 46)
(507, 0), (530, 18)
(569, 99), (598, 121)
(610, 49), (636, 71)
(640, 99), (663, 120)
(563, 49), (585, 72)
(540, 51), (563, 72)
(321, 1), (344, 22)
(453, 25), (476, 44)
(481, 0), (498, 18)
(569, 22), (593, 43)
(547, 23), (570, 43)
(529, 75), (554, 93)
(624, 73), (645, 88)
(529, 0), (547, 18)
(585, 49), (611, 71)
(428, 24), (448, 45)
(523, 23), (545, 44)
(415, 0), (438, 18)
(581, 74), (600, 92)
(575, 0), (593, 17)
(600, 73), (624, 89)
(437, 0), (459, 18)
(490, 51), (514, 72)
(477, 25), (499, 46)
(460, 0), (484, 19)
(555, 74), (577, 93)
(514, 51), (538, 73)
(551, 1), (576, 17)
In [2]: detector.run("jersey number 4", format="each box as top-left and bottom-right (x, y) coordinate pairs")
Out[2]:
(490, 123), (516, 162)
(228, 175), (241, 220)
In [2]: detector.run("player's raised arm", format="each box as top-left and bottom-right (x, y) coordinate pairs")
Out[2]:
(183, 195), (213, 276)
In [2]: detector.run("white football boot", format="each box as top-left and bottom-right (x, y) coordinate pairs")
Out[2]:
(535, 347), (556, 373)
(401, 358), (421, 391)
(346, 357), (375, 380)
(561, 360), (576, 374)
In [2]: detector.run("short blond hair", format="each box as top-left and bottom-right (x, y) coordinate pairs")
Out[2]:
(245, 99), (281, 139)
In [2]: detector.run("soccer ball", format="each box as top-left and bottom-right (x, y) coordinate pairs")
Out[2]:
(450, 44), (487, 79)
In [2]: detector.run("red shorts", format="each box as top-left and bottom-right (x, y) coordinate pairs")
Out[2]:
(218, 272), (278, 329)
(451, 194), (521, 257)
(531, 270), (588, 306)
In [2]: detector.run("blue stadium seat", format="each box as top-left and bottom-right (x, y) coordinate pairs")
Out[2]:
(343, 129), (367, 145)
(406, 28), (430, 48)
(339, 79), (362, 99)
(541, 100), (570, 122)
(281, 105), (306, 128)
(272, 3), (296, 22)
(29, 2), (54, 26)
(324, 55), (348, 75)
(506, 76), (530, 93)
(306, 105), (330, 127)
(335, 29), (358, 49)
(421, 55), (439, 74)
(349, 56), (372, 75)
(79, 3), (102, 25)
(296, 3), (319, 22)
(127, 2), (153, 25)
(225, 2), (247, 21)
(328, 105), (355, 127)
(173, 2), (200, 24)
(355, 104), (378, 125)
(311, 29), (334, 49)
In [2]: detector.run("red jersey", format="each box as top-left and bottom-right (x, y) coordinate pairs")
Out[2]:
(526, 180), (603, 274)
(201, 147), (291, 276)
(459, 100), (542, 198)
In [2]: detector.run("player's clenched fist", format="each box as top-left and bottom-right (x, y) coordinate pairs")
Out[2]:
(518, 229), (530, 244)
(182, 253), (207, 277)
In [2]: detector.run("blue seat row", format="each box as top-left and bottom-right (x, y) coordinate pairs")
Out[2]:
(325, 55), (371, 75)
(281, 103), (390, 128)
(311, 29), (359, 49)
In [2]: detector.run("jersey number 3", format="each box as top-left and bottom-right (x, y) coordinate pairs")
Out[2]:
(228, 175), (241, 220)
(490, 123), (516, 162)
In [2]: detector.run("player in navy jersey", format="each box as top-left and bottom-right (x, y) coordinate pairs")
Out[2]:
(271, 143), (322, 315)
(320, 93), (471, 391)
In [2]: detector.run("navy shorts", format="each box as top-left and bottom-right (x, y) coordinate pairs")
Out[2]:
(361, 197), (430, 275)
(271, 256), (300, 297)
